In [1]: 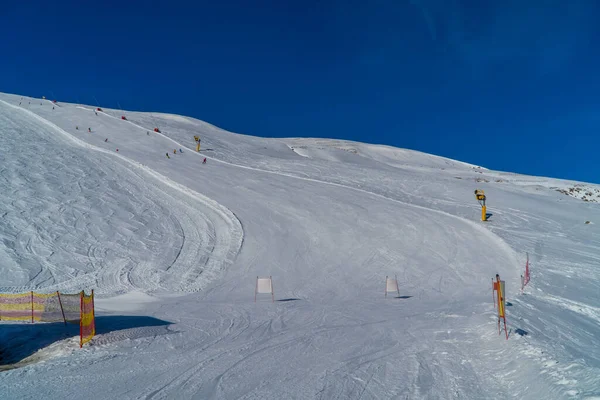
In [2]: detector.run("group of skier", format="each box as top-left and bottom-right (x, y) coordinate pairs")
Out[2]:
(18, 97), (56, 110)
(165, 149), (206, 163)
(17, 96), (209, 164)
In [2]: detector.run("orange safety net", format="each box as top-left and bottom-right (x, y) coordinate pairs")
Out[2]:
(0, 290), (96, 348)
(80, 290), (95, 347)
(0, 292), (70, 322)
(33, 292), (62, 322)
(60, 293), (82, 323)
(0, 292), (35, 321)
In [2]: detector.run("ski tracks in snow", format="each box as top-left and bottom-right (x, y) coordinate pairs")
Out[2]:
(1, 97), (544, 399)
(0, 99), (243, 294)
(76, 103), (518, 283)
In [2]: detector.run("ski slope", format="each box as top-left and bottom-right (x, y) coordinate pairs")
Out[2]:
(1, 92), (599, 399)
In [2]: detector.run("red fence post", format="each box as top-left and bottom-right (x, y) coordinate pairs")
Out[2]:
(91, 289), (95, 336)
(79, 291), (83, 348)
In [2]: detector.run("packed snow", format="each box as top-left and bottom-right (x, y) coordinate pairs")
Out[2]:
(1, 92), (599, 399)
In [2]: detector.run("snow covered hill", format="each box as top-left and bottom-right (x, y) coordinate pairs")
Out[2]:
(1, 92), (599, 399)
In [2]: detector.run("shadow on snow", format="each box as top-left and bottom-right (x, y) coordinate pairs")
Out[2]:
(0, 315), (172, 370)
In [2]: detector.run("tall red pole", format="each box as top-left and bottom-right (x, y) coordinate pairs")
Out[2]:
(79, 291), (83, 348)
(91, 289), (95, 336)
(31, 291), (34, 323)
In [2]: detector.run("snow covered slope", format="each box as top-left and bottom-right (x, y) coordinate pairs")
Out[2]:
(1, 93), (599, 399)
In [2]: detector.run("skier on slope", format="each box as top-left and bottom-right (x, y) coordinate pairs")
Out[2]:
(203, 158), (207, 164)
(166, 153), (170, 159)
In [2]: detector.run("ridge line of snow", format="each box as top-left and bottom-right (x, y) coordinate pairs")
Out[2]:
(76, 105), (518, 279)
(77, 105), (517, 273)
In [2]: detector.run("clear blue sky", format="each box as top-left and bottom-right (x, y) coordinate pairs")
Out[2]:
(2, 1), (600, 182)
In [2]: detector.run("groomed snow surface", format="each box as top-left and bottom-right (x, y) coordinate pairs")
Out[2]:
(0, 93), (599, 399)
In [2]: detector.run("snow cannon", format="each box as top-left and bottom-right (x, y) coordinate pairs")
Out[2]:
(121, 116), (127, 120)
(154, 128), (161, 133)
(474, 189), (487, 221)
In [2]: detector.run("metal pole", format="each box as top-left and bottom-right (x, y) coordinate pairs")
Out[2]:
(385, 276), (388, 297)
(57, 291), (67, 325)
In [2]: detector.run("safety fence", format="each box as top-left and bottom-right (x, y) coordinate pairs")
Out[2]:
(0, 290), (95, 348)
(80, 291), (95, 347)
